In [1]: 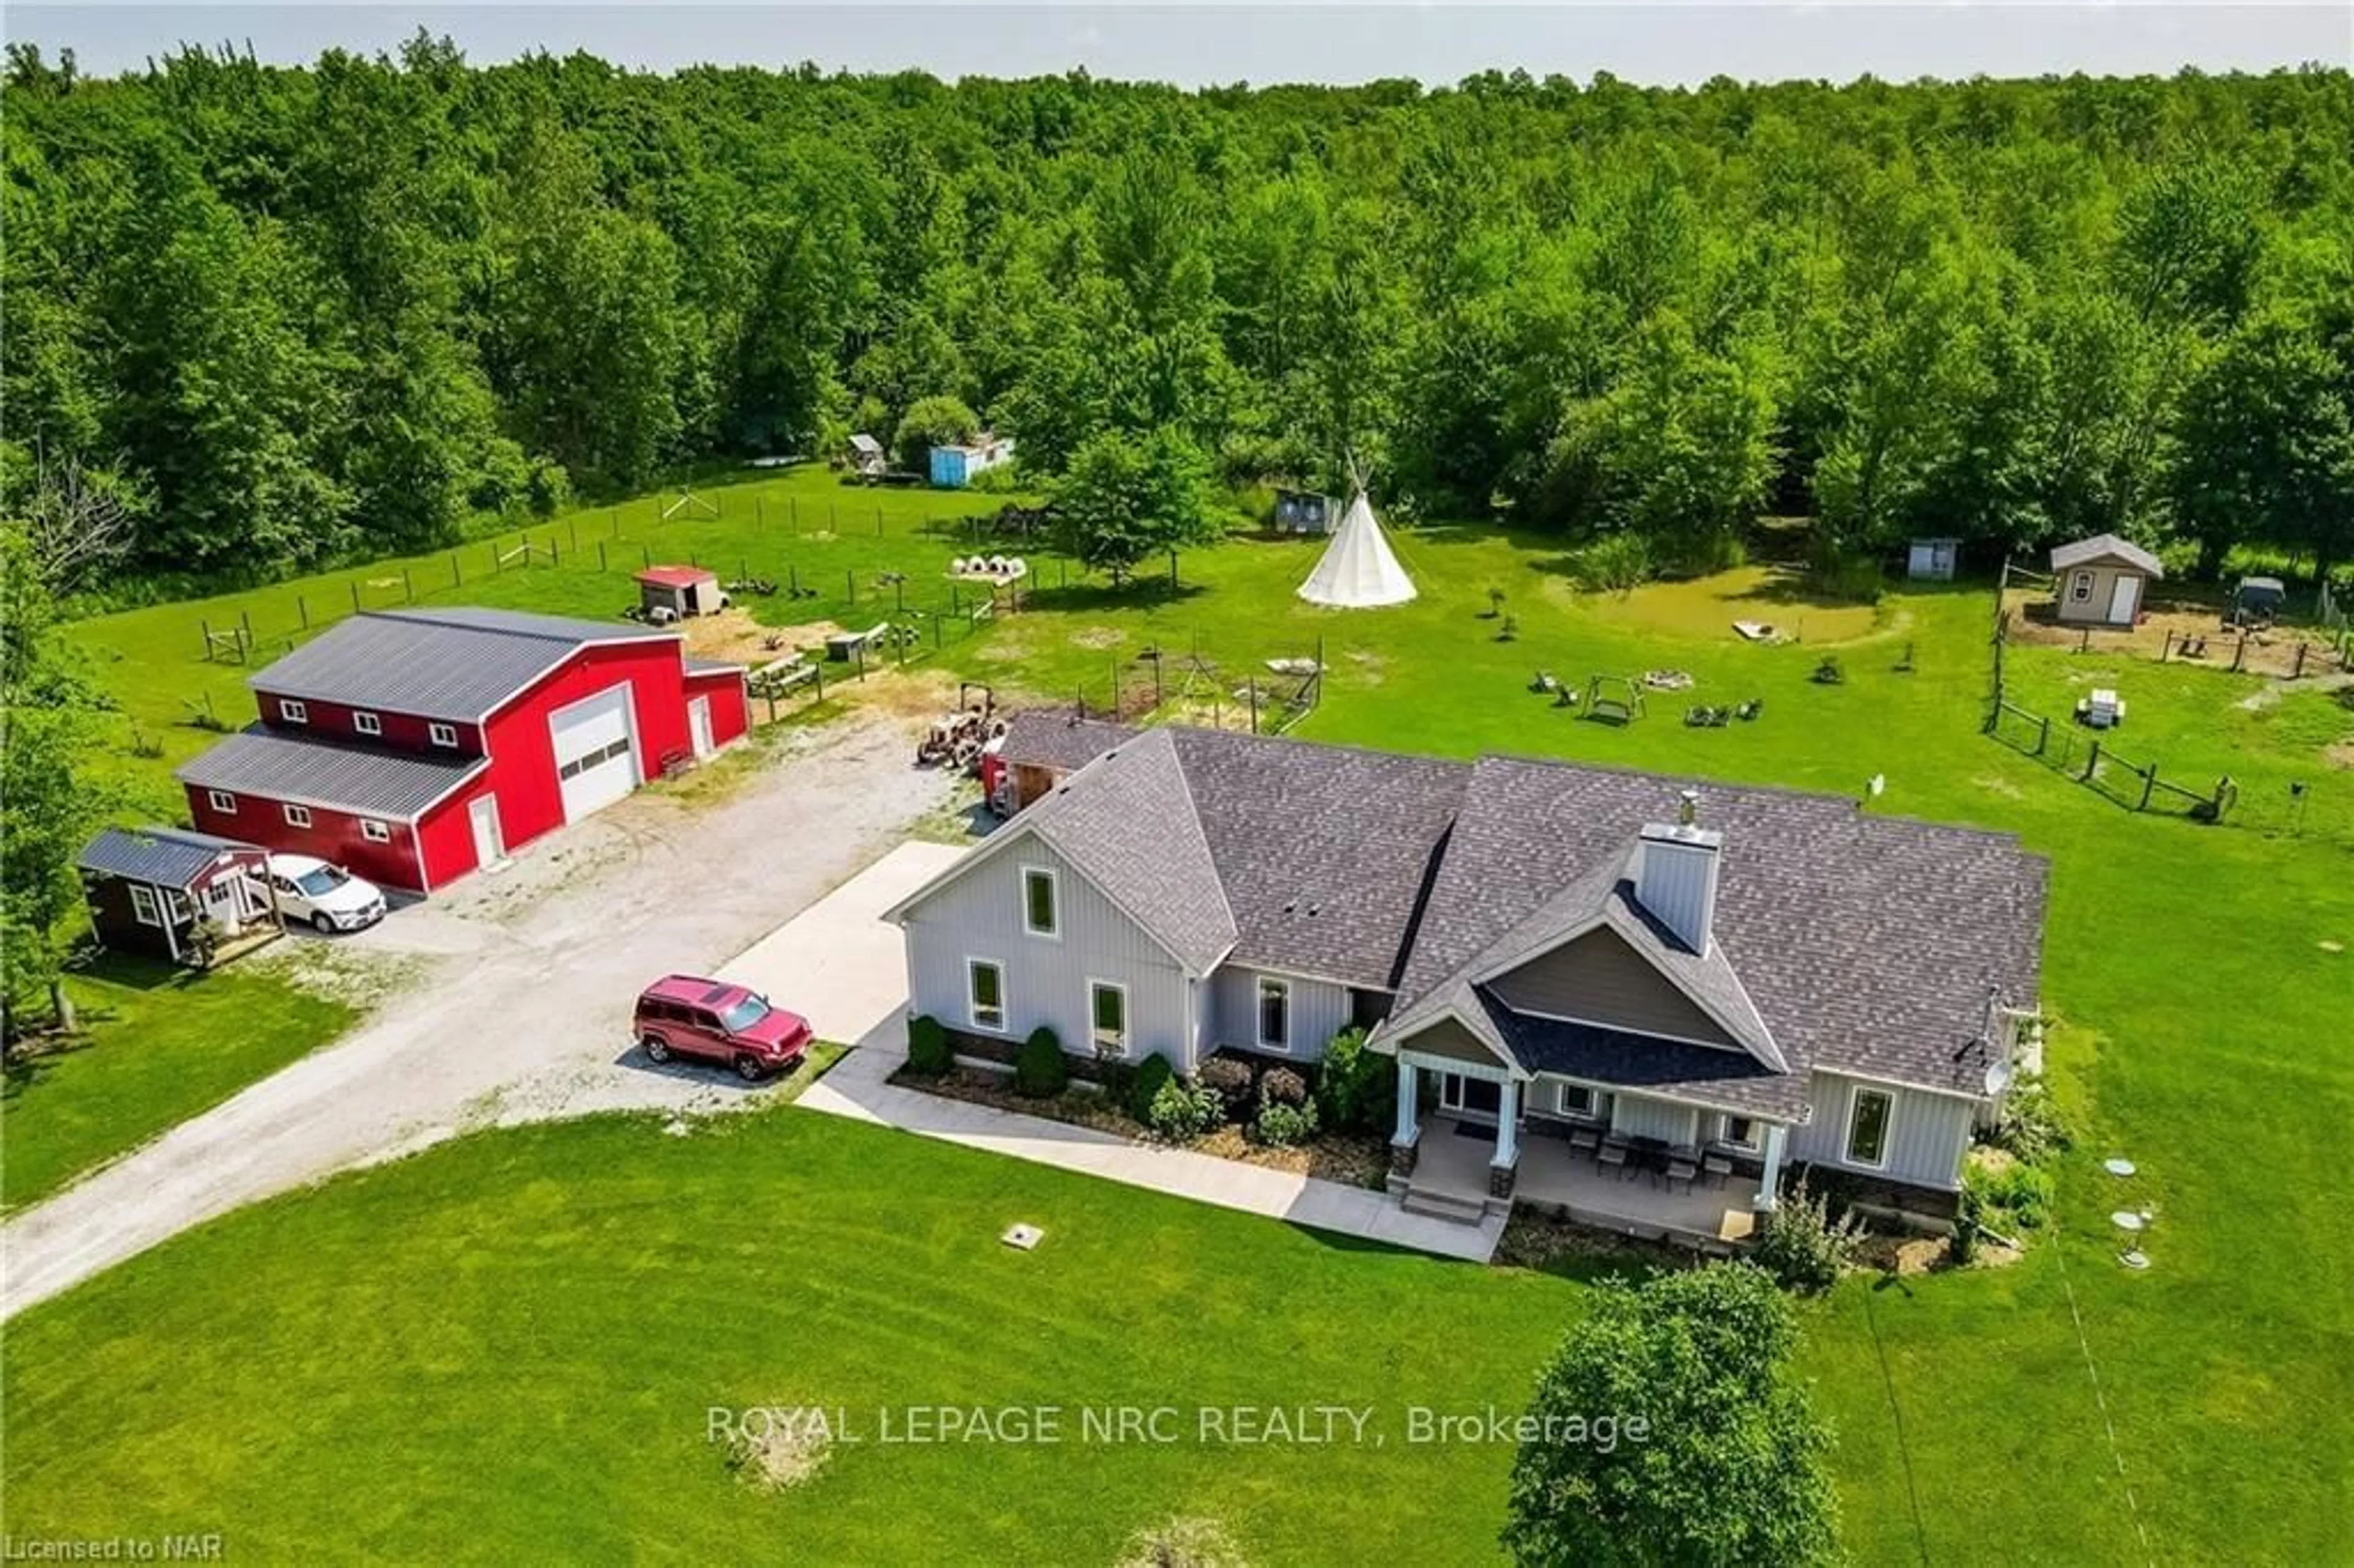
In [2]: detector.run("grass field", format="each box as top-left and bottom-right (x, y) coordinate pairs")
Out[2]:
(17, 473), (2353, 1562)
(1, 954), (356, 1212)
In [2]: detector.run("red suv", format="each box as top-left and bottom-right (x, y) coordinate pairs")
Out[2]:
(634, 976), (812, 1081)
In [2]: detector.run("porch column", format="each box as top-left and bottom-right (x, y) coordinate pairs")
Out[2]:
(1388, 1057), (1420, 1178)
(1488, 1078), (1521, 1200)
(1752, 1123), (1788, 1211)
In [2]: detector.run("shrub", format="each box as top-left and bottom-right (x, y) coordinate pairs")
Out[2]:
(1255, 1098), (1320, 1147)
(1975, 1161), (2056, 1231)
(1951, 1184), (1983, 1265)
(1198, 1055), (1255, 1117)
(1259, 1065), (1309, 1109)
(1989, 1071), (2073, 1165)
(1126, 1053), (1175, 1122)
(1567, 532), (1657, 596)
(1752, 1179), (1864, 1293)
(1315, 1027), (1395, 1133)
(893, 394), (980, 471)
(904, 1014), (953, 1078)
(1013, 1026), (1068, 1098)
(1146, 1078), (1224, 1141)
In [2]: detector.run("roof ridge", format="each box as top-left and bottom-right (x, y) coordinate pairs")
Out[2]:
(363, 607), (579, 643)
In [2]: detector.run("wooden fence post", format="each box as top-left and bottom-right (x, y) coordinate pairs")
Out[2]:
(568, 519), (579, 555)
(403, 568), (414, 603)
(847, 570), (856, 606)
(2232, 634), (2247, 672)
(1249, 677), (1260, 734)
(298, 596), (309, 630)
(642, 543), (652, 569)
(2139, 764), (2158, 812)
(2038, 714), (2050, 755)
(202, 619), (215, 661)
(2293, 642), (2307, 679)
(855, 641), (866, 683)
(349, 582), (362, 613)
(2162, 630), (2174, 662)
(2084, 739), (2101, 781)
(788, 563), (799, 596)
(451, 552), (462, 587)
(598, 541), (608, 573)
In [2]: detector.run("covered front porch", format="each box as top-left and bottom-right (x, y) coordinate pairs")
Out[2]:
(1385, 1052), (1783, 1251)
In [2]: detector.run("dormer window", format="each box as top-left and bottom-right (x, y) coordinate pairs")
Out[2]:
(352, 711), (382, 736)
(280, 699), (308, 725)
(428, 722), (459, 748)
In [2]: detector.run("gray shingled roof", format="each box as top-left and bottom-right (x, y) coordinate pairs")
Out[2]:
(250, 608), (677, 721)
(998, 710), (1140, 774)
(178, 728), (487, 820)
(2050, 533), (2164, 577)
(1166, 729), (1468, 988)
(1497, 1008), (1810, 1119)
(77, 826), (257, 888)
(964, 723), (2045, 1103)
(1014, 729), (1237, 973)
(1400, 755), (2045, 1101)
(684, 657), (746, 676)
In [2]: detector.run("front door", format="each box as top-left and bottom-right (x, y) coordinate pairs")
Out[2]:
(468, 796), (505, 869)
(2108, 574), (2140, 624)
(688, 695), (714, 759)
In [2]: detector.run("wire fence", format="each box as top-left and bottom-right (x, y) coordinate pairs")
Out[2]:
(1059, 636), (1327, 736)
(1986, 563), (2351, 842)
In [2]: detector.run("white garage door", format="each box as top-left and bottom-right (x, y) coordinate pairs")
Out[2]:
(549, 684), (640, 823)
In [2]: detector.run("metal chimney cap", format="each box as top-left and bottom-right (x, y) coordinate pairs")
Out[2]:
(1677, 788), (1701, 827)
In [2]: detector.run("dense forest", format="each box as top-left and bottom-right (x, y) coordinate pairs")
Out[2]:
(5, 39), (2352, 590)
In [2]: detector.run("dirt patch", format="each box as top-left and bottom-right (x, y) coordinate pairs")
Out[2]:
(1494, 1211), (1707, 1273)
(1190, 1125), (1389, 1189)
(1068, 625), (1126, 650)
(1973, 774), (2026, 800)
(2006, 592), (2342, 677)
(1118, 1518), (1250, 1568)
(681, 607), (838, 665)
(725, 1407), (834, 1493)
(2326, 741), (2354, 771)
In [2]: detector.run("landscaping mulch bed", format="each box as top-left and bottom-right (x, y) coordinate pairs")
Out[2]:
(889, 1066), (1388, 1188)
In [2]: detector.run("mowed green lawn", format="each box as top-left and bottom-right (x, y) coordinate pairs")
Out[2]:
(1, 956), (354, 1212)
(23, 484), (2354, 1561)
(0, 1109), (1576, 1562)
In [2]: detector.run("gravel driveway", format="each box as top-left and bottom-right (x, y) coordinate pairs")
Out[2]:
(0, 715), (960, 1320)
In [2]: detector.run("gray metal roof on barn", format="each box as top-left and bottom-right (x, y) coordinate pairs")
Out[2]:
(178, 729), (487, 820)
(249, 607), (677, 721)
(77, 826), (258, 888)
(2049, 533), (2164, 577)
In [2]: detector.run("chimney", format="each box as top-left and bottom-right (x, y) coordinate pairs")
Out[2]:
(1634, 791), (1723, 954)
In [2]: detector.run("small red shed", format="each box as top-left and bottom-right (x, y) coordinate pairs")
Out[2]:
(634, 565), (726, 621)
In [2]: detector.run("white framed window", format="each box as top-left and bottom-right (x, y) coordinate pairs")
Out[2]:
(166, 890), (192, 923)
(207, 790), (238, 815)
(360, 819), (391, 843)
(1089, 980), (1129, 1055)
(1021, 866), (1059, 938)
(966, 958), (1007, 1033)
(2069, 570), (2094, 603)
(1844, 1087), (1893, 1169)
(428, 722), (459, 748)
(280, 699), (308, 724)
(1719, 1114), (1759, 1151)
(1255, 976), (1290, 1051)
(352, 710), (382, 736)
(283, 804), (313, 829)
(128, 884), (164, 927)
(1553, 1082), (1596, 1118)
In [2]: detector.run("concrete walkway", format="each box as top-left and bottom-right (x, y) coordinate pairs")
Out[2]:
(798, 1019), (1507, 1266)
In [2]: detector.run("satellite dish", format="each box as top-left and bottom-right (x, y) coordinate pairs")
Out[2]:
(1983, 1057), (2015, 1096)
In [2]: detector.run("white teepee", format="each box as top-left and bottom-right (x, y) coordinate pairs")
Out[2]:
(1296, 491), (1417, 607)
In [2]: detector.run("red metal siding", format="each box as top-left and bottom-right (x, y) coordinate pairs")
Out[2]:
(415, 780), (498, 891)
(255, 691), (483, 755)
(477, 639), (694, 849)
(185, 788), (425, 893)
(685, 669), (750, 746)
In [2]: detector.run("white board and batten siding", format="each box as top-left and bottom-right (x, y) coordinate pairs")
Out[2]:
(1205, 967), (1353, 1062)
(1610, 1094), (1702, 1146)
(899, 837), (1191, 1067)
(1787, 1071), (1977, 1190)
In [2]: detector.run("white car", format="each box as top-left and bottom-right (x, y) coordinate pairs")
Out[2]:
(265, 853), (389, 934)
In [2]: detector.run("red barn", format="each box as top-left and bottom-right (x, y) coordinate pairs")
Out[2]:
(177, 607), (749, 895)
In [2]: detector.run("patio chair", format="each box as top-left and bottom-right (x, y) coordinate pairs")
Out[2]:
(1598, 1138), (1631, 1179)
(1567, 1125), (1602, 1161)
(1702, 1152), (1733, 1189)
(1664, 1154), (1699, 1194)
